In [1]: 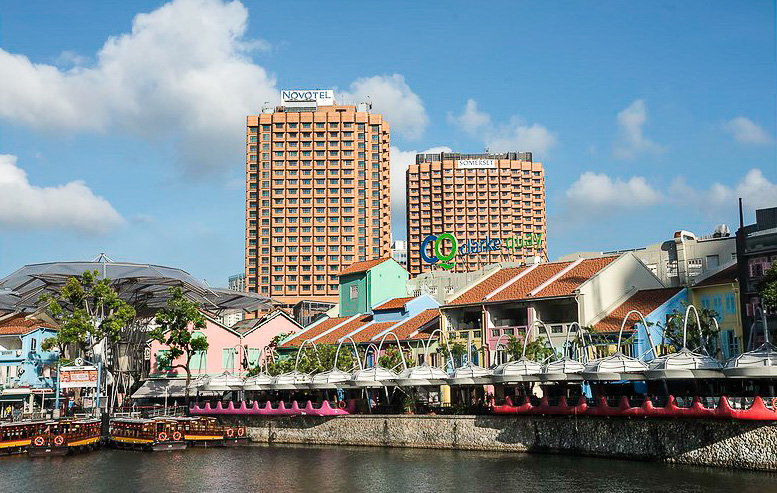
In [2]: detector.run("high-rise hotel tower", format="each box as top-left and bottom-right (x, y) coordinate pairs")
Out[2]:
(245, 90), (391, 305)
(406, 152), (546, 276)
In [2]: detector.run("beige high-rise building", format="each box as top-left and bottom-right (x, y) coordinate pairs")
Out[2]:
(245, 90), (391, 305)
(406, 152), (546, 276)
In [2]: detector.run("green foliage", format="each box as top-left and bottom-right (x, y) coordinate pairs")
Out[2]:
(505, 335), (554, 362)
(40, 270), (136, 358)
(378, 346), (413, 370)
(436, 340), (466, 359)
(148, 287), (207, 400)
(759, 263), (777, 312)
(255, 343), (362, 376)
(269, 332), (293, 348)
(660, 301), (721, 353)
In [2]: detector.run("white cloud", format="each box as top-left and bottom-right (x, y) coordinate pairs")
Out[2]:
(448, 99), (557, 156)
(612, 99), (666, 160)
(565, 172), (662, 211)
(722, 117), (772, 145)
(389, 145), (451, 238)
(0, 0), (278, 176)
(670, 169), (777, 214)
(0, 154), (124, 234)
(340, 75), (428, 140)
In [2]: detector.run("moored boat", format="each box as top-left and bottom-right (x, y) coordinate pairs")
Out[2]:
(27, 418), (102, 457)
(174, 416), (248, 447)
(109, 417), (187, 451)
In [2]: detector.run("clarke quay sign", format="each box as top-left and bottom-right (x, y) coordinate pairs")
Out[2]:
(420, 232), (544, 270)
(281, 89), (334, 106)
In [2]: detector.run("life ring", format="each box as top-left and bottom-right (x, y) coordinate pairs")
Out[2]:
(172, 431), (182, 441)
(33, 435), (45, 447)
(226, 427), (235, 438)
(157, 432), (167, 442)
(237, 427), (245, 437)
(772, 397), (777, 410)
(338, 400), (346, 410)
(53, 435), (65, 446)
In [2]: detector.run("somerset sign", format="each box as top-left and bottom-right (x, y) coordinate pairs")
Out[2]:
(457, 159), (496, 169)
(420, 232), (544, 270)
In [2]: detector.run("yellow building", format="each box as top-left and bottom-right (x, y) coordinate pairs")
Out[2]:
(690, 263), (742, 358)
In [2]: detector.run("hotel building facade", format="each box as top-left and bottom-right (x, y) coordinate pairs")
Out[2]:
(245, 90), (391, 304)
(406, 152), (546, 276)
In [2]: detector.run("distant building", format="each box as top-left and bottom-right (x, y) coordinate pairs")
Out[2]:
(406, 151), (546, 276)
(690, 262), (742, 358)
(559, 226), (736, 287)
(245, 90), (391, 305)
(407, 260), (527, 304)
(736, 205), (777, 347)
(228, 273), (246, 292)
(391, 240), (407, 268)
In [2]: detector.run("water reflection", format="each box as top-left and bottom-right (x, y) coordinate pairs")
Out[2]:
(1, 444), (773, 493)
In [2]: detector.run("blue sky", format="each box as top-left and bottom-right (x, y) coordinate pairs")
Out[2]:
(0, 0), (775, 286)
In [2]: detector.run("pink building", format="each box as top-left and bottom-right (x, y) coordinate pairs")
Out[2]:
(149, 310), (302, 378)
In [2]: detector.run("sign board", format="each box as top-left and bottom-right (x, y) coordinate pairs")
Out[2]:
(59, 365), (98, 389)
(457, 159), (496, 170)
(281, 89), (334, 107)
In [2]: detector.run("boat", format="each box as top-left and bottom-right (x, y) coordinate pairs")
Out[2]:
(109, 417), (187, 451)
(27, 418), (102, 457)
(174, 416), (248, 447)
(0, 420), (46, 455)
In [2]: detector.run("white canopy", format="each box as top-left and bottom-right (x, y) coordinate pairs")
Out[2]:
(395, 364), (449, 387)
(540, 357), (586, 382)
(493, 358), (542, 383)
(271, 371), (313, 390)
(645, 348), (723, 380)
(201, 371), (243, 391)
(446, 362), (493, 386)
(243, 372), (274, 391)
(723, 343), (777, 378)
(310, 369), (353, 389)
(349, 366), (397, 388)
(581, 352), (647, 381)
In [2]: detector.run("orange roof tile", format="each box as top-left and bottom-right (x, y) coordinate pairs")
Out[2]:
(0, 314), (57, 336)
(694, 264), (738, 287)
(374, 297), (414, 311)
(314, 315), (374, 345)
(348, 321), (397, 344)
(447, 267), (526, 305)
(338, 257), (393, 277)
(281, 316), (350, 348)
(532, 257), (619, 298)
(488, 262), (572, 302)
(593, 287), (683, 333)
(391, 309), (440, 341)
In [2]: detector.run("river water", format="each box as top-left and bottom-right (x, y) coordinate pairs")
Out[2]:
(1, 444), (773, 492)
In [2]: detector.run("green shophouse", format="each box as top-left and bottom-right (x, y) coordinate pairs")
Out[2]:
(338, 258), (409, 317)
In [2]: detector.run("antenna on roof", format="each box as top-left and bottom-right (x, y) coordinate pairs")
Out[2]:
(93, 253), (114, 263)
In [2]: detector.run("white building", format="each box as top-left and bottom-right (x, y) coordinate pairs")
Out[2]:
(391, 240), (408, 268)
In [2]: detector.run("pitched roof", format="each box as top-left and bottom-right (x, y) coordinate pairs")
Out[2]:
(593, 287), (683, 333)
(230, 309), (301, 336)
(314, 315), (375, 345)
(337, 257), (393, 277)
(346, 320), (397, 344)
(389, 309), (440, 341)
(280, 316), (351, 347)
(0, 314), (57, 336)
(447, 267), (525, 305)
(374, 296), (414, 311)
(532, 257), (619, 298)
(694, 263), (738, 287)
(447, 257), (620, 306)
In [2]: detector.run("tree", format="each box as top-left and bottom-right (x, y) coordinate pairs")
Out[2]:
(437, 340), (467, 366)
(660, 301), (721, 354)
(148, 287), (208, 405)
(378, 346), (414, 370)
(257, 343), (362, 376)
(758, 262), (777, 312)
(41, 270), (136, 359)
(505, 335), (554, 362)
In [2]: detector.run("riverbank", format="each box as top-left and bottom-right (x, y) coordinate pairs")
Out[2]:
(220, 414), (777, 471)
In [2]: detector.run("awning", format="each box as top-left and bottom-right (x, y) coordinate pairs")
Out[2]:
(131, 379), (219, 399)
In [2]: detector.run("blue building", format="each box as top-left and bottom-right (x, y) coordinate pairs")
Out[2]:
(0, 314), (59, 415)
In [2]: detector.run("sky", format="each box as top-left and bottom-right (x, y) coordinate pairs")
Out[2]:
(0, 0), (775, 286)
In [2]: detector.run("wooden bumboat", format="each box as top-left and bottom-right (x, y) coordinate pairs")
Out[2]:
(27, 418), (102, 457)
(109, 417), (187, 451)
(175, 417), (248, 447)
(0, 420), (45, 455)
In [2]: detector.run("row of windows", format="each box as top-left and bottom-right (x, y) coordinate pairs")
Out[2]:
(249, 123), (383, 131)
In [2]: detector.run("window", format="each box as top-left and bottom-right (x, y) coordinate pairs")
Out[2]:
(706, 255), (720, 269)
(349, 285), (358, 300)
(190, 332), (207, 371)
(222, 348), (237, 371)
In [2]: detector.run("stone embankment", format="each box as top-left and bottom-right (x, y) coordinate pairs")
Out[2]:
(218, 414), (777, 471)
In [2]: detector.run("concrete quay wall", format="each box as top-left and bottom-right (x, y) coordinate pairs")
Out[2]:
(221, 414), (777, 471)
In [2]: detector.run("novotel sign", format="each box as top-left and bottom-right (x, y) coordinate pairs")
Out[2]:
(281, 89), (334, 106)
(458, 159), (496, 170)
(420, 232), (544, 270)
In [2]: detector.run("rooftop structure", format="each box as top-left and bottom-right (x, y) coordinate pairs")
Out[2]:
(245, 90), (391, 305)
